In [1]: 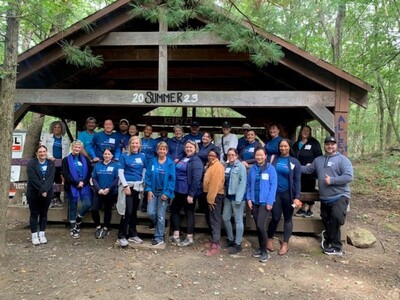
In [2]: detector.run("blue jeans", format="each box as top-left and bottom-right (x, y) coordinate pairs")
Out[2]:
(222, 198), (245, 245)
(147, 193), (168, 242)
(68, 193), (91, 222)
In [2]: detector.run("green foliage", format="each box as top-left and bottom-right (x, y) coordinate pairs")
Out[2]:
(352, 154), (400, 193)
(60, 40), (103, 68)
(130, 0), (284, 67)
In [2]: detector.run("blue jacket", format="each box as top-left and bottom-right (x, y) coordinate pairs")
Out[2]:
(272, 155), (302, 201)
(246, 163), (277, 206)
(225, 160), (247, 204)
(167, 137), (185, 161)
(176, 155), (204, 198)
(145, 157), (176, 199)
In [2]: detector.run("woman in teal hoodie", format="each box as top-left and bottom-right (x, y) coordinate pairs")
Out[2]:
(145, 141), (176, 246)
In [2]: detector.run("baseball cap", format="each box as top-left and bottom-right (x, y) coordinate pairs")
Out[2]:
(119, 118), (129, 125)
(191, 121), (200, 127)
(242, 123), (251, 130)
(324, 136), (336, 144)
(222, 121), (231, 128)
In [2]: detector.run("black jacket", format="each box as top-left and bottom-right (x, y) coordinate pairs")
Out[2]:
(26, 158), (56, 199)
(292, 137), (322, 165)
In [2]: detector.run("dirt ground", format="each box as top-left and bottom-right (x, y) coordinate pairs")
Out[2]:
(1, 189), (399, 300)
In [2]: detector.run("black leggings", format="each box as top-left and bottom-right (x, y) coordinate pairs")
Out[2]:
(268, 191), (294, 242)
(28, 194), (51, 233)
(252, 204), (270, 251)
(170, 192), (196, 234)
(118, 189), (140, 239)
(91, 192), (116, 228)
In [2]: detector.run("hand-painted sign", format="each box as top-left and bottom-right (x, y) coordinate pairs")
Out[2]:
(132, 92), (198, 104)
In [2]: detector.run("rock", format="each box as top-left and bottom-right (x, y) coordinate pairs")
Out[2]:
(347, 228), (377, 248)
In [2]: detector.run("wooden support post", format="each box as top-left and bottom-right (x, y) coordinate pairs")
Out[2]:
(158, 15), (168, 91)
(335, 79), (350, 155)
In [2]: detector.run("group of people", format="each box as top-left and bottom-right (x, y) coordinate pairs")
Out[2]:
(26, 118), (353, 261)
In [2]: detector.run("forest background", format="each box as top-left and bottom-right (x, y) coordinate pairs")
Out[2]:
(0, 0), (399, 256)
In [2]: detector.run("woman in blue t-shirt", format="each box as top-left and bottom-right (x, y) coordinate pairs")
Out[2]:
(170, 140), (203, 247)
(91, 148), (119, 239)
(116, 136), (147, 247)
(267, 139), (302, 255)
(264, 123), (283, 163)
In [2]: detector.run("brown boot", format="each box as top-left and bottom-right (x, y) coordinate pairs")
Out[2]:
(267, 239), (275, 252)
(278, 242), (289, 255)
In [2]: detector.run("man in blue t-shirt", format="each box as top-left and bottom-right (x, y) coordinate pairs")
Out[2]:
(77, 117), (97, 160)
(90, 119), (121, 162)
(183, 121), (203, 145)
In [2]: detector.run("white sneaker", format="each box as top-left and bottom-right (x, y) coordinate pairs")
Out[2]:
(32, 232), (40, 246)
(39, 231), (47, 244)
(128, 236), (143, 244)
(117, 238), (129, 247)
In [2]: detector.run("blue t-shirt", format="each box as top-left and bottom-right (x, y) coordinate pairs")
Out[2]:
(73, 155), (84, 180)
(91, 131), (121, 160)
(224, 163), (235, 201)
(53, 136), (62, 159)
(276, 157), (290, 193)
(117, 132), (130, 149)
(183, 133), (203, 145)
(77, 130), (95, 158)
(141, 138), (157, 163)
(118, 152), (146, 182)
(153, 160), (167, 191)
(241, 142), (257, 161)
(39, 160), (48, 178)
(265, 136), (283, 161)
(175, 157), (190, 194)
(92, 161), (118, 192)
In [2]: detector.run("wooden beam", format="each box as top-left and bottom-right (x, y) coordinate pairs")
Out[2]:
(159, 17), (168, 91)
(94, 48), (249, 61)
(335, 79), (350, 155)
(92, 32), (228, 46)
(307, 106), (334, 133)
(16, 89), (335, 107)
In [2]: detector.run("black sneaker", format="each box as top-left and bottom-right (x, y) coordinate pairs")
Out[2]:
(324, 247), (343, 256)
(95, 227), (102, 239)
(151, 239), (164, 246)
(304, 210), (314, 218)
(100, 228), (109, 238)
(294, 208), (306, 217)
(259, 251), (270, 263)
(223, 239), (236, 249)
(252, 249), (262, 258)
(148, 223), (155, 230)
(228, 244), (242, 255)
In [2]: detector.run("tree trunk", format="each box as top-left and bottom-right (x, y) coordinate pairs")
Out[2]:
(0, 2), (20, 257)
(377, 84), (385, 152)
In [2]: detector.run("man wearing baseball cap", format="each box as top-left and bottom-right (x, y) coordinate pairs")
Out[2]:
(302, 136), (353, 256)
(183, 120), (203, 145)
(237, 123), (260, 154)
(118, 119), (130, 151)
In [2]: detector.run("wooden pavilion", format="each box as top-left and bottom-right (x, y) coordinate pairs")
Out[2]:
(13, 0), (371, 155)
(9, 0), (371, 234)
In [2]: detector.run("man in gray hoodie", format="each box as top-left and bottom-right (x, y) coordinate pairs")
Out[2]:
(302, 136), (353, 256)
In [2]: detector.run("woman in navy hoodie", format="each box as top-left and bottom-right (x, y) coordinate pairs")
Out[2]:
(267, 139), (302, 255)
(170, 140), (203, 247)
